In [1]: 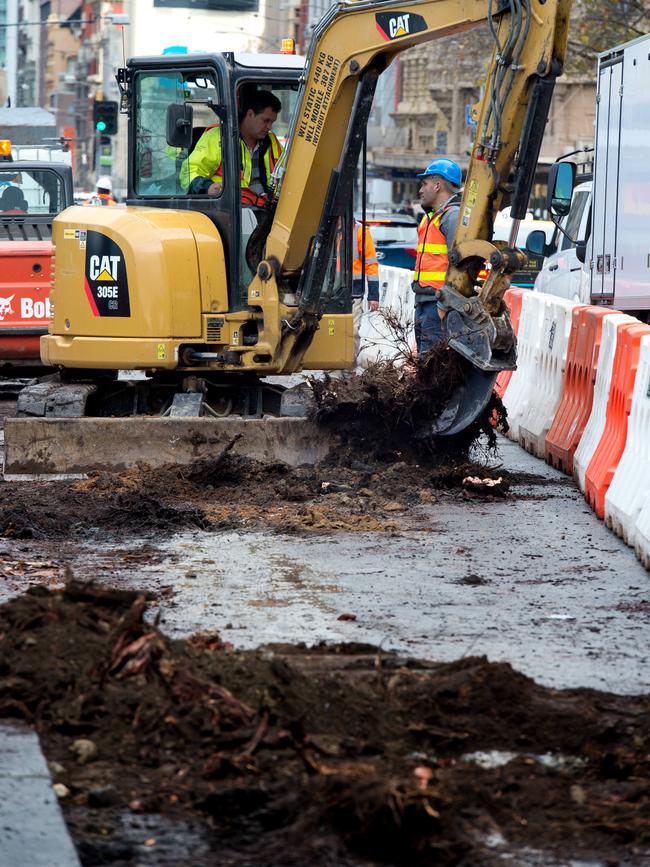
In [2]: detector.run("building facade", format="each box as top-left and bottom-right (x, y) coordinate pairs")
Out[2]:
(370, 31), (597, 207)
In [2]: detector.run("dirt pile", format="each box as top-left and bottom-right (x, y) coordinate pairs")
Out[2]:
(310, 347), (508, 461)
(0, 447), (505, 540)
(0, 583), (648, 866)
(0, 354), (513, 540)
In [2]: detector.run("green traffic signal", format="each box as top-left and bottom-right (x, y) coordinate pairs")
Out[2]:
(92, 101), (118, 136)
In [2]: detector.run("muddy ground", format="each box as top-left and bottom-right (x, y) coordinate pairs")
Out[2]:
(0, 444), (510, 540)
(0, 583), (649, 867)
(0, 440), (648, 866)
(0, 366), (648, 866)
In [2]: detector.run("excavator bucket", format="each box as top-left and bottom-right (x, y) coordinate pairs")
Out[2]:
(424, 360), (498, 437)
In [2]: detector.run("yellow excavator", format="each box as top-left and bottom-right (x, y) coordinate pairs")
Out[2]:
(16, 0), (571, 439)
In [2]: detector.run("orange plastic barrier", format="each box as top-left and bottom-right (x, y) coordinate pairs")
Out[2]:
(545, 305), (612, 475)
(495, 286), (527, 398)
(584, 321), (650, 519)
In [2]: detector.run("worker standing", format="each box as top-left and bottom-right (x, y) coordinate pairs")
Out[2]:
(84, 176), (117, 207)
(411, 158), (462, 353)
(182, 90), (282, 207)
(352, 219), (380, 364)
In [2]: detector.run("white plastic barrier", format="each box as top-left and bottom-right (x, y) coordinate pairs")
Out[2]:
(605, 334), (650, 547)
(502, 291), (546, 441)
(357, 266), (415, 367)
(517, 294), (577, 458)
(573, 313), (636, 493)
(634, 503), (650, 569)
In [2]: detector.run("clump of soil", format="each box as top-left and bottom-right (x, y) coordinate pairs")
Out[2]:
(0, 448), (505, 541)
(0, 583), (648, 866)
(310, 347), (508, 462)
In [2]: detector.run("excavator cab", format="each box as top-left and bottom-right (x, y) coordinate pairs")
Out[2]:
(122, 55), (354, 328)
(123, 54), (313, 311)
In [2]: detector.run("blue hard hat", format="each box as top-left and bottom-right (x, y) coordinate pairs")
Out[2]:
(417, 157), (462, 188)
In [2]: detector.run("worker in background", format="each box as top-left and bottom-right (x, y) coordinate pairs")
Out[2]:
(84, 176), (117, 207)
(411, 158), (462, 353)
(352, 219), (380, 363)
(182, 90), (282, 207)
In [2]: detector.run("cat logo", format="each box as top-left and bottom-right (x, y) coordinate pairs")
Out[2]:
(88, 254), (121, 282)
(390, 14), (410, 37)
(375, 10), (427, 41)
(0, 294), (15, 320)
(84, 231), (131, 317)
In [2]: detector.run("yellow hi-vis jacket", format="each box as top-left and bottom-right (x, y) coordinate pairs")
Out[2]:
(413, 206), (454, 292)
(83, 192), (117, 207)
(181, 126), (282, 205)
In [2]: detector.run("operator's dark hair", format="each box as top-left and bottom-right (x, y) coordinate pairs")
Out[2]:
(0, 185), (27, 211)
(238, 89), (281, 122)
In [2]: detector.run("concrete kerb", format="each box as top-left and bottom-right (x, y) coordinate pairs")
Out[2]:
(0, 722), (81, 867)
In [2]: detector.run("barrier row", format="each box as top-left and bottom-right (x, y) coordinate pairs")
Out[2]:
(501, 288), (650, 569)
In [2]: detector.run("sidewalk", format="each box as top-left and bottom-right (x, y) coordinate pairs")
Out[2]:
(0, 722), (81, 867)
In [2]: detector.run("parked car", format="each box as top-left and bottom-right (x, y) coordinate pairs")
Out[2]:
(358, 213), (419, 270)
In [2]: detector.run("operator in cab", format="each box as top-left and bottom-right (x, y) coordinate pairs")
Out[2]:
(182, 90), (282, 207)
(411, 158), (462, 353)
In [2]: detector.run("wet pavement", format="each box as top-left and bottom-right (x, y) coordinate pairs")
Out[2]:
(1, 424), (649, 866)
(4, 436), (646, 696)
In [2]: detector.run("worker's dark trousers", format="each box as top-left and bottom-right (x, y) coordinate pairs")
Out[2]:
(415, 299), (446, 354)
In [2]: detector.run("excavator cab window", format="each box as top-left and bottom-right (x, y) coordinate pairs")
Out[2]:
(235, 79), (301, 294)
(134, 69), (223, 197)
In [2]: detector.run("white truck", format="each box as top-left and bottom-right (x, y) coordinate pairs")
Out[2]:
(531, 32), (650, 321)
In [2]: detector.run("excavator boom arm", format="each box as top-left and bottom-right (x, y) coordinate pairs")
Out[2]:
(267, 0), (571, 276)
(250, 0), (572, 418)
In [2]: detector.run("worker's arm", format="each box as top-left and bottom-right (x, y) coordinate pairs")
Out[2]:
(180, 126), (222, 194)
(439, 204), (460, 247)
(363, 227), (380, 307)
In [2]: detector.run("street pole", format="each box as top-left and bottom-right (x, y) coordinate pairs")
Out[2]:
(5, 0), (18, 106)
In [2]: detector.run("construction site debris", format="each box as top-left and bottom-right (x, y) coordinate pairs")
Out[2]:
(0, 583), (647, 866)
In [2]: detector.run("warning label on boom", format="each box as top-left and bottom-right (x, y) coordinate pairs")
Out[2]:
(297, 51), (340, 147)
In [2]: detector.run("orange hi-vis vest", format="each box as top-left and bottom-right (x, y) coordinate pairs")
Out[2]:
(413, 206), (453, 290)
(83, 192), (117, 207)
(352, 223), (379, 278)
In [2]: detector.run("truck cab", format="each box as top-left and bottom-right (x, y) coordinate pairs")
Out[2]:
(533, 179), (592, 303)
(0, 160), (74, 368)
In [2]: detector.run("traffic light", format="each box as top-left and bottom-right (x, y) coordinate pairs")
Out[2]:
(93, 100), (118, 136)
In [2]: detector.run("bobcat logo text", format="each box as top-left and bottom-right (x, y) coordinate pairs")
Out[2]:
(0, 294), (15, 320)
